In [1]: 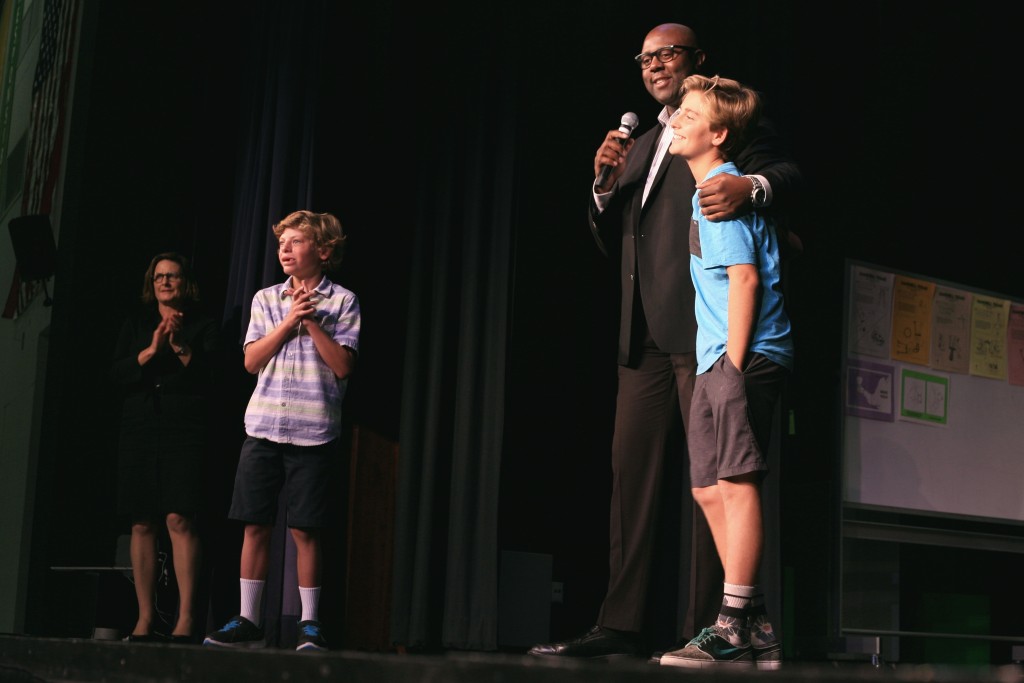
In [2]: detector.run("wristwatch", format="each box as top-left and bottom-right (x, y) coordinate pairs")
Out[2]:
(173, 344), (190, 356)
(748, 176), (767, 208)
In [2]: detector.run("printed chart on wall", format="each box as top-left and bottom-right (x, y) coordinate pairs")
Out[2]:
(842, 260), (1024, 523)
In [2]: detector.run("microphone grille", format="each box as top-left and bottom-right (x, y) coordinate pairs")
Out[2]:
(621, 112), (639, 132)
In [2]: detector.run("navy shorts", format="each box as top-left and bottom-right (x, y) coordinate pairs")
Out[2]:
(228, 436), (339, 528)
(687, 352), (788, 488)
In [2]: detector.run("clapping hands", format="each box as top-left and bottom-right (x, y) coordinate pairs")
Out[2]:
(152, 309), (184, 350)
(283, 285), (320, 330)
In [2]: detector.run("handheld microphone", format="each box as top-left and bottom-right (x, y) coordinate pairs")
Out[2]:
(596, 112), (639, 187)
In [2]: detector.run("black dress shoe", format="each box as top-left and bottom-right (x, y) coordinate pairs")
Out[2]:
(124, 633), (167, 643)
(527, 625), (641, 659)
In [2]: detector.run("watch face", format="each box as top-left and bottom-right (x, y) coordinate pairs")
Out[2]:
(750, 178), (765, 205)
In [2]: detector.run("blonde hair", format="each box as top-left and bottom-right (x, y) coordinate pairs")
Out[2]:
(681, 74), (761, 161)
(272, 210), (347, 270)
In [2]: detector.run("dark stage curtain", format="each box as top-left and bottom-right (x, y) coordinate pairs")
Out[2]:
(388, 16), (520, 652)
(221, 3), (320, 338)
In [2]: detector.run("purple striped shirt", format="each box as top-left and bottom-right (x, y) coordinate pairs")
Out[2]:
(243, 276), (360, 446)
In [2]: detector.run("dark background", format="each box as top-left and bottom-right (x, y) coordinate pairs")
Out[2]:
(23, 0), (1021, 658)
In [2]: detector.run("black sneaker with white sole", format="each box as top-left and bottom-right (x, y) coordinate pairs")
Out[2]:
(296, 620), (328, 651)
(203, 616), (266, 648)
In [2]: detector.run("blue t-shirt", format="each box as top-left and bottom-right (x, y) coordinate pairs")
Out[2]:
(689, 162), (793, 374)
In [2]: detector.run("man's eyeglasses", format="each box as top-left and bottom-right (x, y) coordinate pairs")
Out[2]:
(634, 45), (696, 70)
(153, 273), (183, 283)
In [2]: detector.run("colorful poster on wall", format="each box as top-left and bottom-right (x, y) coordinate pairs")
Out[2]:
(891, 276), (934, 366)
(930, 286), (971, 374)
(845, 358), (895, 421)
(1007, 303), (1024, 387)
(969, 295), (1009, 380)
(848, 264), (893, 359)
(898, 367), (949, 426)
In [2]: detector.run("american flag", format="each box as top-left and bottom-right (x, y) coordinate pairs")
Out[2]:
(21, 0), (79, 215)
(3, 0), (79, 318)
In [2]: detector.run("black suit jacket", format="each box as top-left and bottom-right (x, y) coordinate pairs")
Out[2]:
(589, 116), (802, 365)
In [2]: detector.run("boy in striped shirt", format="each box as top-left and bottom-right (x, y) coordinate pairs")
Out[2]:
(205, 210), (360, 652)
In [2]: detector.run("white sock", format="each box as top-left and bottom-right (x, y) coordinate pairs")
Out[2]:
(299, 586), (321, 622)
(240, 578), (265, 627)
(717, 582), (755, 647)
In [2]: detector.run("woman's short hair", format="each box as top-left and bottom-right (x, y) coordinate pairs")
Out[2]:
(140, 252), (200, 304)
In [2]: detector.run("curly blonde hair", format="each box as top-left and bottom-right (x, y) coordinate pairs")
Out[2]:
(272, 210), (347, 270)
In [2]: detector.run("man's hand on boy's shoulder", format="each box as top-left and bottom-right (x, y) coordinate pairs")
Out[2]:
(696, 174), (754, 222)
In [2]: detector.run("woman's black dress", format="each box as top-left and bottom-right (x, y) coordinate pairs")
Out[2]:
(111, 305), (220, 520)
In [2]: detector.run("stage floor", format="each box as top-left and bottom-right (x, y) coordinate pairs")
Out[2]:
(1, 635), (1021, 683)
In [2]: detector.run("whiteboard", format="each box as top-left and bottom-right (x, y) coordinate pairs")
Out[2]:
(841, 260), (1024, 523)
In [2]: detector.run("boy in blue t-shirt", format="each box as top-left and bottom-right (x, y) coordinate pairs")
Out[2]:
(659, 74), (793, 670)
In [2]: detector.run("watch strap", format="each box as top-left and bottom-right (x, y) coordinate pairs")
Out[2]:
(748, 175), (766, 208)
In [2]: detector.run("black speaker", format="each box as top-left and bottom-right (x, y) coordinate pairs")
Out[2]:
(9, 214), (57, 281)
